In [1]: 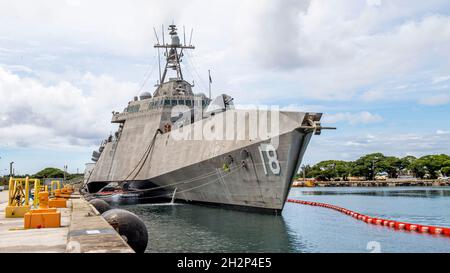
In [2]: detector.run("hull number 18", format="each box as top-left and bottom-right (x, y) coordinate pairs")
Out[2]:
(258, 143), (281, 176)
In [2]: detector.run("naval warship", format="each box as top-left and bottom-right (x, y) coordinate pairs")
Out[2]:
(85, 25), (329, 213)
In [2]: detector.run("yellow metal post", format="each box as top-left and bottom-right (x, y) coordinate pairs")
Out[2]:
(8, 177), (13, 206)
(32, 179), (41, 208)
(25, 177), (30, 206)
(51, 180), (61, 193)
(38, 190), (49, 209)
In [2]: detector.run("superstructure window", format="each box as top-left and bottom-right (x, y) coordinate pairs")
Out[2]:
(178, 100), (185, 105)
(186, 100), (192, 106)
(164, 99), (171, 106)
(127, 105), (140, 113)
(171, 99), (177, 106)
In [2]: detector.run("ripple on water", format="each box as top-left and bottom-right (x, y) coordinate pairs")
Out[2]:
(115, 187), (450, 253)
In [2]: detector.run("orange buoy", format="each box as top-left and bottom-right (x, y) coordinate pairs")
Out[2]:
(405, 223), (418, 231)
(288, 199), (449, 238)
(374, 219), (383, 225)
(443, 228), (450, 236)
(429, 227), (443, 235)
(418, 226), (429, 233)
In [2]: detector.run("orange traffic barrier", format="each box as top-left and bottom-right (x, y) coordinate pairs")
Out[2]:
(287, 199), (450, 238)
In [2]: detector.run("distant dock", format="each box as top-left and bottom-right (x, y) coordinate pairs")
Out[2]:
(293, 179), (449, 188)
(0, 190), (133, 253)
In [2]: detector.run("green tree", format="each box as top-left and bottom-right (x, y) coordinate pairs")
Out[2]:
(352, 153), (386, 180)
(380, 156), (403, 178)
(441, 160), (450, 177)
(411, 154), (450, 179)
(34, 167), (66, 179)
(399, 156), (416, 174)
(441, 167), (450, 177)
(307, 160), (351, 181)
(304, 153), (450, 180)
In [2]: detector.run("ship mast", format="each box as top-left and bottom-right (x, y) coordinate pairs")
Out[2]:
(154, 24), (195, 84)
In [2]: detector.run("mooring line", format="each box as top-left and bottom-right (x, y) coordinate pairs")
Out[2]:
(287, 199), (450, 237)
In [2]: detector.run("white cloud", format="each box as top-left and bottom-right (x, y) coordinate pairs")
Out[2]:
(419, 94), (450, 106)
(304, 130), (450, 164)
(432, 75), (450, 84)
(281, 104), (328, 113)
(1, 1), (449, 105)
(0, 64), (33, 74)
(367, 0), (382, 6)
(436, 130), (450, 135)
(323, 111), (383, 125)
(0, 67), (137, 149)
(240, 1), (450, 102)
(360, 89), (386, 102)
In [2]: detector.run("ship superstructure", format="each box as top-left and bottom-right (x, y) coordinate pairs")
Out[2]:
(85, 25), (328, 213)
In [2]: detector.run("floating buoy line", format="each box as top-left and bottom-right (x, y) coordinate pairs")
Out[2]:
(287, 199), (450, 237)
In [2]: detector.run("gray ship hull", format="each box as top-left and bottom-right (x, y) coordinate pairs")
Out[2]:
(148, 130), (313, 213)
(87, 109), (319, 213)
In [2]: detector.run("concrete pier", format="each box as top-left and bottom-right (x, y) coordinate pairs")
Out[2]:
(0, 191), (133, 253)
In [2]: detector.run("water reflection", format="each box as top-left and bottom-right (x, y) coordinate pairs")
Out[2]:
(119, 203), (300, 253)
(111, 187), (450, 253)
(299, 187), (450, 198)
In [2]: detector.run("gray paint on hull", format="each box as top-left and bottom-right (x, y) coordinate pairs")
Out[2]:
(88, 129), (314, 211)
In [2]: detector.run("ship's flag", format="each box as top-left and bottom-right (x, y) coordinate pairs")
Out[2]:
(209, 70), (212, 84)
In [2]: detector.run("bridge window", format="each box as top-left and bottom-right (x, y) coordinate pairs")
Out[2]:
(178, 100), (185, 105)
(164, 99), (171, 106)
(171, 99), (177, 106)
(127, 105), (140, 113)
(186, 100), (192, 106)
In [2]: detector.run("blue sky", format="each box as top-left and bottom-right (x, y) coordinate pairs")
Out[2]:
(0, 0), (450, 175)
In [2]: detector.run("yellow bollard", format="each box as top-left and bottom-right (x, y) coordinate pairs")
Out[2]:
(49, 187), (67, 208)
(48, 198), (67, 208)
(24, 186), (62, 229)
(39, 191), (49, 209)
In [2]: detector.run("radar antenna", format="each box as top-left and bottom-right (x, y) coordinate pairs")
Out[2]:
(154, 24), (195, 83)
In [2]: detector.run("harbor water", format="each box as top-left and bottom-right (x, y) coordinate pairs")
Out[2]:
(116, 187), (450, 253)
